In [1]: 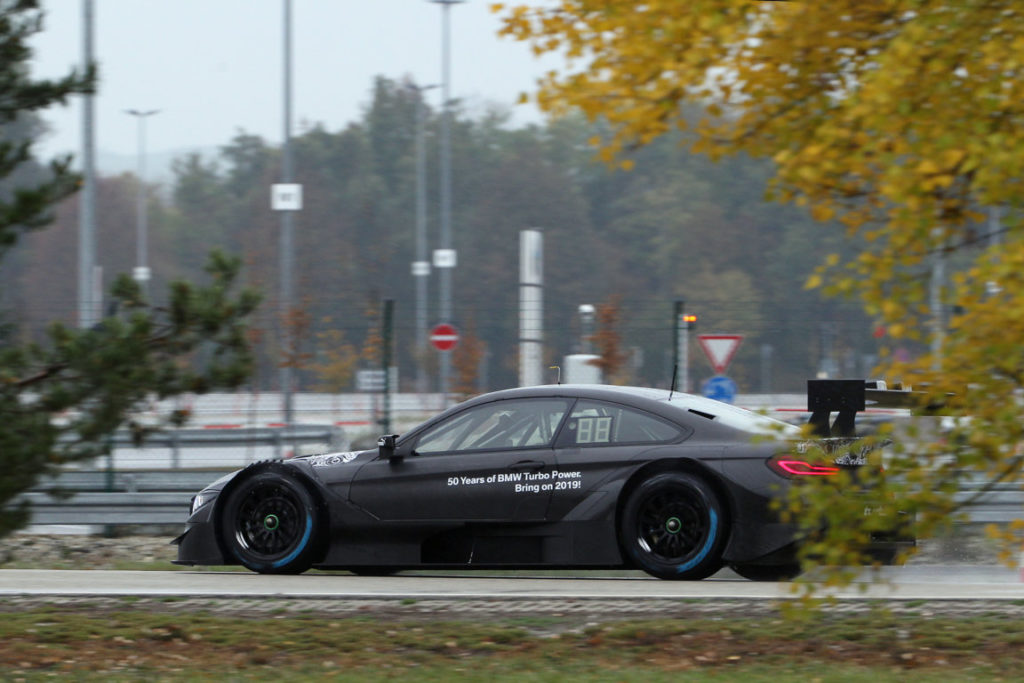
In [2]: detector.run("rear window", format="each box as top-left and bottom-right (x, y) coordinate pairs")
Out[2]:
(557, 400), (684, 447)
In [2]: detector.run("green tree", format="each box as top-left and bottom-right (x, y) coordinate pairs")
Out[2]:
(308, 322), (359, 392)
(170, 153), (232, 265)
(0, 1), (259, 536)
(153, 70), (867, 394)
(497, 0), (1024, 579)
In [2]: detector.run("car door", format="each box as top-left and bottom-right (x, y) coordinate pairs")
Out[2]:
(349, 397), (572, 522)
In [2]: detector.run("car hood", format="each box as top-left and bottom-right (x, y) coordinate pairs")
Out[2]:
(295, 450), (377, 469)
(197, 451), (376, 497)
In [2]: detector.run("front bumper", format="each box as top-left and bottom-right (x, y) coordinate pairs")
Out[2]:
(172, 502), (230, 566)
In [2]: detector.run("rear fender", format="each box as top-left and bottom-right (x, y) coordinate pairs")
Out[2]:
(615, 457), (733, 555)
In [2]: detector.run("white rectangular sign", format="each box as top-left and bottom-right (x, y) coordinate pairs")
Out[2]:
(433, 249), (457, 269)
(271, 183), (303, 211)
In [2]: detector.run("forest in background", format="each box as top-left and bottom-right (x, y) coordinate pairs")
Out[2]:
(0, 76), (880, 395)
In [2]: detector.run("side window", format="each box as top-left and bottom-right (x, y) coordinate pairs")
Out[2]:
(414, 398), (571, 455)
(558, 400), (683, 447)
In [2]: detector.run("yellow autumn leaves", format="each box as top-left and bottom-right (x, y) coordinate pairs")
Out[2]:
(497, 0), (1024, 349)
(495, 0), (1024, 581)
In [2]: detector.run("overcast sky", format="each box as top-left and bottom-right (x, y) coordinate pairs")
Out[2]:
(28, 0), (558, 163)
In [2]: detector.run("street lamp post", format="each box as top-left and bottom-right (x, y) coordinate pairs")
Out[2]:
(408, 81), (439, 394)
(78, 0), (97, 329)
(280, 0), (296, 428)
(429, 0), (465, 405)
(125, 108), (159, 297)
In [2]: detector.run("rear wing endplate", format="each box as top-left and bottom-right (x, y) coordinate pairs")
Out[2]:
(807, 379), (926, 437)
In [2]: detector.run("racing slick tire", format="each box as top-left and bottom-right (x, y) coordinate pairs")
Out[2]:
(619, 471), (728, 580)
(729, 562), (803, 581)
(217, 465), (323, 574)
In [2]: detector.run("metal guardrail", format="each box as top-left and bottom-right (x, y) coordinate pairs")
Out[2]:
(21, 469), (235, 526)
(954, 485), (1024, 524)
(17, 424), (346, 526)
(16, 468), (1024, 528)
(102, 424), (347, 467)
(107, 425), (342, 448)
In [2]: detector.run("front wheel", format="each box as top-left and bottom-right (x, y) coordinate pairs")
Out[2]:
(619, 471), (728, 580)
(218, 466), (323, 574)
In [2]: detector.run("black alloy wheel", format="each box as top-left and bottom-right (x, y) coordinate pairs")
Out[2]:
(619, 471), (728, 580)
(219, 467), (321, 574)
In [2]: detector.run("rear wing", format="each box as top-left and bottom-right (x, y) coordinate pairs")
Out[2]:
(807, 379), (929, 437)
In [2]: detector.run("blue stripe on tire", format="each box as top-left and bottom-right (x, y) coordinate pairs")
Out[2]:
(270, 513), (313, 569)
(675, 508), (718, 574)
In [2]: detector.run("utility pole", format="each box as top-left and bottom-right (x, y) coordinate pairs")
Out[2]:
(381, 299), (394, 434)
(78, 0), (97, 328)
(673, 301), (696, 392)
(279, 0), (296, 427)
(409, 82), (438, 394)
(430, 0), (465, 405)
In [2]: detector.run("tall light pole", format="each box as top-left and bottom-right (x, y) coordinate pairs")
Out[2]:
(408, 82), (438, 394)
(78, 0), (97, 328)
(125, 109), (159, 297)
(430, 0), (465, 404)
(279, 0), (296, 427)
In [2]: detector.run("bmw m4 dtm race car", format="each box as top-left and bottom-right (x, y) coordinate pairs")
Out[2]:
(174, 379), (912, 581)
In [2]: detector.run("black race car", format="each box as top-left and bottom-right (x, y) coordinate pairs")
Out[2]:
(174, 380), (909, 580)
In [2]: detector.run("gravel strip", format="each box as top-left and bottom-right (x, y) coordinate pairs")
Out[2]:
(1, 594), (1023, 622)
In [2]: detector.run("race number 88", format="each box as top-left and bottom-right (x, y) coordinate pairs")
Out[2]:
(577, 416), (612, 444)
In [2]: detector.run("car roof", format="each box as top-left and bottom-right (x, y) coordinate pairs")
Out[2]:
(455, 384), (799, 437)
(467, 384), (667, 401)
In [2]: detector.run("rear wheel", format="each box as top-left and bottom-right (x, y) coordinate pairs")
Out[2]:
(218, 467), (322, 574)
(619, 471), (727, 580)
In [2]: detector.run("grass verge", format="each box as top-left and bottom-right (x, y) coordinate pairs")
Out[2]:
(1, 603), (1023, 681)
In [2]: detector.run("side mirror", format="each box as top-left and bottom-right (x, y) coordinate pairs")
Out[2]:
(377, 434), (400, 461)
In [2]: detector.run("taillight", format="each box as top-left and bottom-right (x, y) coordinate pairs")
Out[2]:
(768, 457), (841, 477)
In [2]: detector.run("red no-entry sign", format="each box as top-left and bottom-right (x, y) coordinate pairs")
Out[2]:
(430, 323), (459, 352)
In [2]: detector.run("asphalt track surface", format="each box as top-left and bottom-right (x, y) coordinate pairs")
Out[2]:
(2, 565), (1022, 601)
